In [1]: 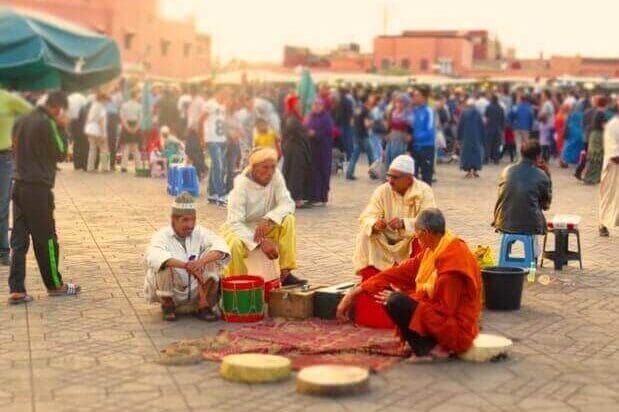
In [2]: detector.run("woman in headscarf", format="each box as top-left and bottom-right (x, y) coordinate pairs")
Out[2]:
(561, 102), (585, 167)
(282, 94), (312, 208)
(383, 93), (411, 171)
(457, 98), (485, 178)
(306, 98), (335, 206)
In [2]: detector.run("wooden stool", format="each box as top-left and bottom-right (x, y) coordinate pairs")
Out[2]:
(541, 215), (582, 271)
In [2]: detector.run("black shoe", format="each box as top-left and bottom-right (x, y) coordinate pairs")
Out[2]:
(281, 273), (308, 287)
(346, 175), (357, 181)
(121, 168), (127, 173)
(0, 255), (10, 266)
(599, 226), (610, 237)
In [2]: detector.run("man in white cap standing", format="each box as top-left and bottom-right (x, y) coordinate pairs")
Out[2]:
(353, 155), (436, 279)
(144, 192), (230, 321)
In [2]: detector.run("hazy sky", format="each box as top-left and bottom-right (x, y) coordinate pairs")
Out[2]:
(160, 0), (619, 63)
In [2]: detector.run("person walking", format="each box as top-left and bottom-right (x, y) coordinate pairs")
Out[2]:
(106, 86), (122, 171)
(0, 89), (32, 266)
(410, 87), (436, 185)
(484, 94), (505, 164)
(306, 98), (335, 206)
(346, 95), (377, 180)
(281, 94), (312, 208)
(9, 91), (81, 304)
(583, 97), (608, 185)
(85, 90), (109, 172)
(119, 89), (143, 172)
(511, 94), (534, 157)
(457, 98), (485, 178)
(335, 87), (354, 162)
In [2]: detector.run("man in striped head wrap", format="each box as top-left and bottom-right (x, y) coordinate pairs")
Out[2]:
(144, 192), (231, 321)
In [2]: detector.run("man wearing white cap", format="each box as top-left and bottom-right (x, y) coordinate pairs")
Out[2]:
(353, 155), (436, 279)
(144, 192), (230, 321)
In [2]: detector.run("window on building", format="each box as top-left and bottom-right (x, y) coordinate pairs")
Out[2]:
(124, 33), (135, 50)
(160, 40), (170, 57)
(420, 59), (429, 71)
(381, 58), (391, 70)
(184, 43), (192, 57)
(401, 58), (410, 69)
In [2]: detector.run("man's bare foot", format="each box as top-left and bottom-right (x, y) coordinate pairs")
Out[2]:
(429, 345), (450, 359)
(406, 354), (434, 363)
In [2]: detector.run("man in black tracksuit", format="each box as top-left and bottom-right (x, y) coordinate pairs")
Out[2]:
(9, 91), (81, 303)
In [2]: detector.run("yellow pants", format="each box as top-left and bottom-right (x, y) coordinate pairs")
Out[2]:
(225, 215), (297, 276)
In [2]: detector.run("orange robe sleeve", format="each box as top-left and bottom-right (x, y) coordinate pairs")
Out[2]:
(360, 254), (422, 296)
(410, 241), (482, 353)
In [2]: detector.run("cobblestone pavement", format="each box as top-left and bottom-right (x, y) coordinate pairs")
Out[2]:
(1, 159), (618, 412)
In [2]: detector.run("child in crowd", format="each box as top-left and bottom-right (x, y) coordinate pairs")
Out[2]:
(253, 117), (281, 158)
(160, 126), (185, 164)
(501, 127), (516, 162)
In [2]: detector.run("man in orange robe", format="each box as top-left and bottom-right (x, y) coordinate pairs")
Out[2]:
(337, 208), (482, 359)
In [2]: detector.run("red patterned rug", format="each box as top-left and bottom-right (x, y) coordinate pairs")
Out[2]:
(200, 318), (409, 373)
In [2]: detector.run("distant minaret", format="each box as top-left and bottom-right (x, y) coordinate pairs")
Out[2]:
(382, 3), (389, 35)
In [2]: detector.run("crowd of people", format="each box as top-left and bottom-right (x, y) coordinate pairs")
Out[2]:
(1, 77), (618, 361)
(43, 79), (617, 235)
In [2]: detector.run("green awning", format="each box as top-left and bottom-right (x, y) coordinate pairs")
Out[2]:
(0, 8), (121, 92)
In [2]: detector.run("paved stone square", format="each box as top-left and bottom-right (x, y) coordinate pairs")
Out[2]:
(1, 159), (618, 412)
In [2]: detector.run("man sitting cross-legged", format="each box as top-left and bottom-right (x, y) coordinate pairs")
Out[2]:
(145, 192), (230, 321)
(353, 154), (436, 279)
(338, 208), (482, 361)
(222, 147), (306, 286)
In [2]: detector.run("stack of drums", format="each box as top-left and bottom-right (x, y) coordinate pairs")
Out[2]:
(221, 275), (265, 322)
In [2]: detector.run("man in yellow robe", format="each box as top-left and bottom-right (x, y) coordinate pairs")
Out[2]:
(353, 155), (436, 278)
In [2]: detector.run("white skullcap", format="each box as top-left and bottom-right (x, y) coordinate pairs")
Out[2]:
(160, 125), (170, 135)
(389, 155), (415, 175)
(466, 97), (476, 106)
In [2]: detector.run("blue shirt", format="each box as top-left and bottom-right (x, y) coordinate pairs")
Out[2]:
(411, 104), (435, 148)
(511, 102), (534, 131)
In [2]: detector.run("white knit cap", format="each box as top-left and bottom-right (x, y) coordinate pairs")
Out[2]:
(389, 155), (415, 175)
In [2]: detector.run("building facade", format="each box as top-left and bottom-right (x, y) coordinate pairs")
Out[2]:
(373, 30), (490, 75)
(10, 0), (211, 79)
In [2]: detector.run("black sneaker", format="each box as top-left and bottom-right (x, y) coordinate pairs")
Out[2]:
(281, 273), (308, 287)
(599, 226), (610, 237)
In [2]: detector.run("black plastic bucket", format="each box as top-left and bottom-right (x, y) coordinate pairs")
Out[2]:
(481, 266), (527, 310)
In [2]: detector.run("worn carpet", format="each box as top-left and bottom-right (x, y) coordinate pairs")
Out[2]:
(160, 318), (408, 372)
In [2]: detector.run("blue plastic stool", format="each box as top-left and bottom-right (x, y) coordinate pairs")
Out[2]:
(167, 165), (199, 197)
(498, 233), (535, 269)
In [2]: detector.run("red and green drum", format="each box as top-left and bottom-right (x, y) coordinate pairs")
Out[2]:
(222, 275), (265, 322)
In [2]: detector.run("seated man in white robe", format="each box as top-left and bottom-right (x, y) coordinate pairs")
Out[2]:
(223, 147), (306, 286)
(353, 155), (436, 279)
(145, 192), (230, 321)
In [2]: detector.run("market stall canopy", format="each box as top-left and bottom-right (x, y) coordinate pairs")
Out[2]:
(0, 7), (121, 92)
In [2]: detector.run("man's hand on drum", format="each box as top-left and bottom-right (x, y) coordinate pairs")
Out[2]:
(260, 238), (279, 260)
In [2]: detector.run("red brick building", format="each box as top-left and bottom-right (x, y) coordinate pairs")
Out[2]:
(9, 0), (211, 79)
(283, 44), (373, 72)
(373, 30), (491, 75)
